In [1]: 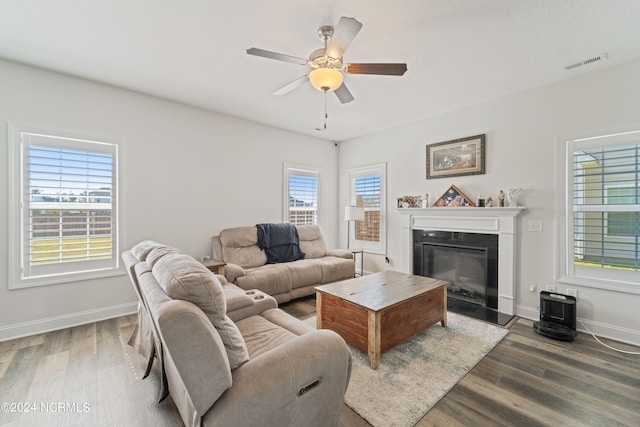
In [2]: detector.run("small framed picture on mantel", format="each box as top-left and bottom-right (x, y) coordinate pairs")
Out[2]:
(426, 134), (485, 179)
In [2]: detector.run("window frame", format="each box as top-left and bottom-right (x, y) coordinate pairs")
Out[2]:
(283, 163), (320, 226)
(8, 123), (124, 289)
(348, 162), (387, 254)
(556, 126), (640, 295)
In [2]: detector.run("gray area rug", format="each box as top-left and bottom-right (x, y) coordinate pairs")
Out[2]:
(307, 312), (508, 426)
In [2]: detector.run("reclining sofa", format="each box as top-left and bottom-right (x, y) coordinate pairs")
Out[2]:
(123, 240), (352, 427)
(212, 224), (355, 303)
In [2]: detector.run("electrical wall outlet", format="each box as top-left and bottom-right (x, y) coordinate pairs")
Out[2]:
(545, 284), (557, 292)
(528, 283), (537, 293)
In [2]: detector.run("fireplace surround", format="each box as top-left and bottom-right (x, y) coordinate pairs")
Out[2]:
(399, 207), (524, 324)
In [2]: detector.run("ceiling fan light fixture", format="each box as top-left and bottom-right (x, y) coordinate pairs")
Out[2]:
(309, 67), (343, 92)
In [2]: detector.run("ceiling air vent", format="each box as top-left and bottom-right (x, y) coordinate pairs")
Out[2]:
(564, 52), (609, 70)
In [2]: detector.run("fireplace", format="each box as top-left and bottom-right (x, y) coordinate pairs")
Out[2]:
(399, 207), (524, 325)
(413, 230), (509, 324)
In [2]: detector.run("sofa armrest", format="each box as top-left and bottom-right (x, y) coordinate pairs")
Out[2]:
(224, 262), (246, 282)
(326, 248), (354, 260)
(224, 287), (255, 312)
(209, 330), (352, 427)
(156, 299), (232, 416)
(227, 291), (278, 322)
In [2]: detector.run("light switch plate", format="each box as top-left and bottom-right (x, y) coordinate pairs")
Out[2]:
(528, 220), (543, 232)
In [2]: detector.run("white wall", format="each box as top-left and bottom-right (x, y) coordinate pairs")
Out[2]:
(338, 58), (640, 345)
(2, 56), (639, 346)
(0, 59), (338, 340)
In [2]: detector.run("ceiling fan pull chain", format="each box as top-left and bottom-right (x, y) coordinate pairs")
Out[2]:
(324, 89), (328, 129)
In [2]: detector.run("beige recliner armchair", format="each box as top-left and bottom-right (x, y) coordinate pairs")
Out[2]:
(123, 241), (352, 427)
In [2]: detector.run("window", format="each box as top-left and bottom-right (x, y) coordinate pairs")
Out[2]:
(8, 124), (122, 288)
(558, 127), (639, 293)
(284, 165), (319, 225)
(349, 163), (386, 254)
(606, 187), (637, 237)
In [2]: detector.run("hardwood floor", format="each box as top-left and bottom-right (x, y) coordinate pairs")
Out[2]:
(419, 319), (640, 427)
(1, 297), (638, 426)
(0, 316), (183, 427)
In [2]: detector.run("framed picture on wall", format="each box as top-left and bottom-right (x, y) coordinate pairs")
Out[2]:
(426, 134), (486, 179)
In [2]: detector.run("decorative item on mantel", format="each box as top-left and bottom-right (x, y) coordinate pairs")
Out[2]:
(421, 193), (429, 208)
(498, 190), (505, 207)
(397, 195), (422, 208)
(506, 188), (523, 207)
(432, 184), (475, 207)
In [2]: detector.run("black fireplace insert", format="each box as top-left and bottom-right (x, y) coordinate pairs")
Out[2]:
(413, 229), (513, 325)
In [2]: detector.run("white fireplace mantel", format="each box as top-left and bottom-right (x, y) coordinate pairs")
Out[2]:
(399, 207), (525, 315)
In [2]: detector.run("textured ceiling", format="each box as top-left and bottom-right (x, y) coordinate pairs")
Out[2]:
(1, 0), (640, 141)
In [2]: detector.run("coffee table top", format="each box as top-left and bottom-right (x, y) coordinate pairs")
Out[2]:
(315, 270), (448, 311)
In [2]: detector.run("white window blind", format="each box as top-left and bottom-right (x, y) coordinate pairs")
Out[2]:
(9, 125), (121, 288)
(559, 128), (640, 292)
(349, 163), (386, 254)
(285, 166), (319, 225)
(572, 143), (639, 271)
(353, 175), (381, 242)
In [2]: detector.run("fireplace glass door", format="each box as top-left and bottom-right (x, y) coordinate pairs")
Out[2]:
(422, 243), (489, 306)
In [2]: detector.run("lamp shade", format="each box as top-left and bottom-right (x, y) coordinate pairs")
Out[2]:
(344, 206), (365, 221)
(309, 68), (344, 92)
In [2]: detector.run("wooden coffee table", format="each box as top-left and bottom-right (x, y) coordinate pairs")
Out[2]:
(315, 270), (448, 369)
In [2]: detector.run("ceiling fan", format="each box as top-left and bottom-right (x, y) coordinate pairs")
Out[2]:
(246, 16), (408, 104)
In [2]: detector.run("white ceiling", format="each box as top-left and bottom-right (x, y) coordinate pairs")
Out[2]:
(2, 0), (640, 141)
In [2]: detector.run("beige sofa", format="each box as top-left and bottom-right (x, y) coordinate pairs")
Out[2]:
(124, 241), (352, 427)
(212, 224), (355, 303)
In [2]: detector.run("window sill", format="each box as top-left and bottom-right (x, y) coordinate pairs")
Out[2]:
(557, 273), (640, 295)
(9, 268), (125, 290)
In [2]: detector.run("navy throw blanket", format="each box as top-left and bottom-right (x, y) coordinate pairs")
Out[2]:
(256, 223), (305, 264)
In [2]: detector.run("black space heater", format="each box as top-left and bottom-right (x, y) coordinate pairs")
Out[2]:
(533, 291), (577, 342)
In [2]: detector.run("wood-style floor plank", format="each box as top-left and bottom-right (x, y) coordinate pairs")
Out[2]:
(421, 317), (640, 427)
(0, 314), (183, 427)
(0, 297), (638, 427)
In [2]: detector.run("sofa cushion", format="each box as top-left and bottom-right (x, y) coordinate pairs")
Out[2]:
(297, 225), (327, 259)
(260, 308), (315, 336)
(220, 226), (267, 269)
(284, 259), (322, 289)
(131, 240), (165, 261)
(235, 313), (297, 359)
(153, 253), (249, 369)
(146, 245), (182, 267)
(131, 240), (181, 267)
(235, 264), (292, 297)
(317, 256), (356, 284)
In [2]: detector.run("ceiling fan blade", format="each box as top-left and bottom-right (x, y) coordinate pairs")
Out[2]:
(326, 17), (363, 58)
(273, 75), (309, 96)
(246, 48), (308, 65)
(334, 82), (355, 104)
(345, 63), (408, 76)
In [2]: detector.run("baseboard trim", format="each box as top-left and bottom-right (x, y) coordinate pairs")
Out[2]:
(515, 304), (539, 322)
(516, 303), (640, 346)
(0, 302), (138, 342)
